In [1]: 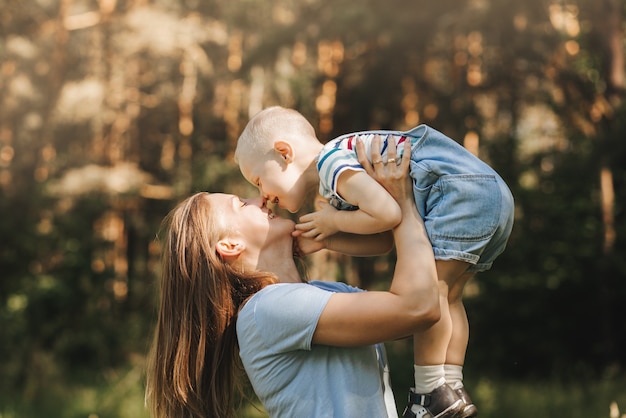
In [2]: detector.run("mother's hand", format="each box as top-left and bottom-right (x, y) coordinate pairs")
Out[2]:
(355, 134), (412, 203)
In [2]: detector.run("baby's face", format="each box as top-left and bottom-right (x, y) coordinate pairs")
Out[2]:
(239, 154), (305, 214)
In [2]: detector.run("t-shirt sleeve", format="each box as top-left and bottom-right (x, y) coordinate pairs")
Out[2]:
(251, 284), (333, 353)
(309, 280), (363, 294)
(317, 146), (365, 200)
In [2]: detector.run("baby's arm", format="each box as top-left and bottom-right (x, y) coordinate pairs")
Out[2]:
(295, 137), (402, 241)
(295, 173), (401, 240)
(294, 229), (394, 257)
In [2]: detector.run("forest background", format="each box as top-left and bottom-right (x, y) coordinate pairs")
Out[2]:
(1, 0), (626, 417)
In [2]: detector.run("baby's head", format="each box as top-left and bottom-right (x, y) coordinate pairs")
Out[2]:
(235, 106), (316, 159)
(235, 106), (321, 213)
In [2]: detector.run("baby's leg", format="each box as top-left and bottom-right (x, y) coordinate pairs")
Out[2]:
(413, 259), (469, 364)
(445, 269), (475, 366)
(405, 260), (469, 418)
(444, 265), (479, 418)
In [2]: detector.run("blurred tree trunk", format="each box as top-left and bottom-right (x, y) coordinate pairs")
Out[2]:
(35, 0), (71, 184)
(590, 0), (624, 363)
(594, 0), (623, 256)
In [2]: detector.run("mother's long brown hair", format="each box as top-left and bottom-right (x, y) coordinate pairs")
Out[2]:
(145, 192), (278, 418)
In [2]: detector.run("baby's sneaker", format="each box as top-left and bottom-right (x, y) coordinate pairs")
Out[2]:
(403, 404), (432, 418)
(453, 385), (478, 418)
(402, 383), (464, 418)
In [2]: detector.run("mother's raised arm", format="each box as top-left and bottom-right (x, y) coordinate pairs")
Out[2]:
(312, 136), (440, 346)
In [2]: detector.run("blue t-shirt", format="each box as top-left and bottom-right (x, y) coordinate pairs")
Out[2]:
(237, 281), (390, 417)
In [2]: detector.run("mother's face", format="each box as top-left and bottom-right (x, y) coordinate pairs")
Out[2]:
(207, 193), (295, 251)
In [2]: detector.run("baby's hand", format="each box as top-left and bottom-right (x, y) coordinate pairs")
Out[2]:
(294, 201), (339, 241)
(292, 229), (325, 256)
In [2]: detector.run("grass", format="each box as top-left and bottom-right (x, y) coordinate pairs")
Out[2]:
(1, 363), (625, 418)
(0, 363), (149, 418)
(462, 376), (626, 418)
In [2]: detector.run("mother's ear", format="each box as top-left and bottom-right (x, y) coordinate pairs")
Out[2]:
(216, 238), (246, 260)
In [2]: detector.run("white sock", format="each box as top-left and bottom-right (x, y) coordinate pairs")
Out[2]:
(444, 364), (464, 390)
(413, 364), (446, 394)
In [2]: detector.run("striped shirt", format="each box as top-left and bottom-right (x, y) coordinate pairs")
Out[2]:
(316, 128), (423, 210)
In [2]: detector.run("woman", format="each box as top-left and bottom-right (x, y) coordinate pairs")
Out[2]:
(145, 140), (440, 418)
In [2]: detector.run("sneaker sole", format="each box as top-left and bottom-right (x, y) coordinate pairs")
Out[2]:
(432, 399), (464, 418)
(460, 404), (478, 418)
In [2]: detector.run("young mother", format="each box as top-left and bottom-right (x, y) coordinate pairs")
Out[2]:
(145, 139), (441, 418)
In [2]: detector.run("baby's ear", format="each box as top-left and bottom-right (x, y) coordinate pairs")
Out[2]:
(273, 140), (294, 164)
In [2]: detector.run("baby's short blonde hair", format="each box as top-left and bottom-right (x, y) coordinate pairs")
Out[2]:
(235, 106), (317, 165)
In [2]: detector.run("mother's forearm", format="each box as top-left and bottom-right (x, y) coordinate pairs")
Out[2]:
(325, 231), (394, 256)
